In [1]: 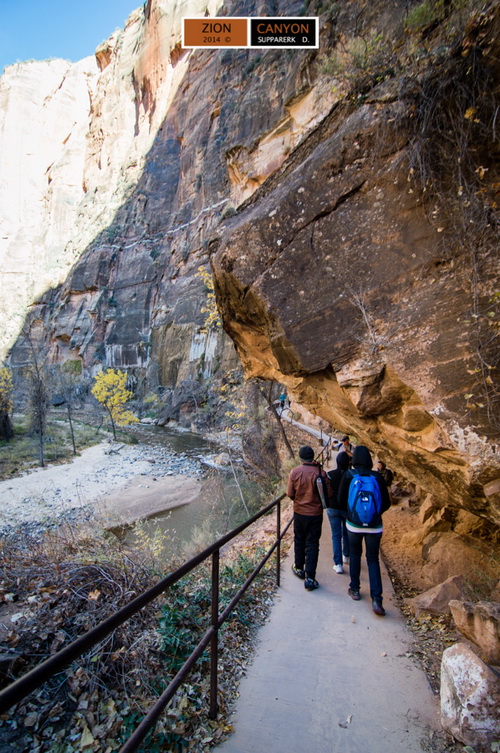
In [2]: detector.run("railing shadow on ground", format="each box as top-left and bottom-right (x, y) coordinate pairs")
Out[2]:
(0, 493), (292, 752)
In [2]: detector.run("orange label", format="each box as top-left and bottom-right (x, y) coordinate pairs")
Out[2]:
(183, 18), (248, 47)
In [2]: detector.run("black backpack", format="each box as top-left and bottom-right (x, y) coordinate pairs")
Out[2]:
(315, 466), (329, 509)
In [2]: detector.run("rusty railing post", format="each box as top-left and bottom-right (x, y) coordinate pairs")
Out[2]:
(209, 549), (220, 720)
(0, 490), (291, 751)
(276, 499), (281, 587)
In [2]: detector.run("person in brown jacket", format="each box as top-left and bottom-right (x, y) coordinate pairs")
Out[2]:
(286, 445), (331, 590)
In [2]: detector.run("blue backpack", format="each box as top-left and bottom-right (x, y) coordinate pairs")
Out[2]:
(347, 470), (382, 527)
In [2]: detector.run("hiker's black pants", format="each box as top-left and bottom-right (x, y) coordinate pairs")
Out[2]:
(294, 512), (323, 579)
(348, 531), (383, 599)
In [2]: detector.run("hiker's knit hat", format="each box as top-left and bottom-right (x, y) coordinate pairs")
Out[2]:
(299, 446), (314, 461)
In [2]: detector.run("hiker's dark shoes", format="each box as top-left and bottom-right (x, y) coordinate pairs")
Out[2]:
(372, 599), (386, 616)
(348, 588), (361, 601)
(304, 577), (319, 591)
(292, 564), (305, 579)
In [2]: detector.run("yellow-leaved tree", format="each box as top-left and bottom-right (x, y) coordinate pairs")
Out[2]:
(91, 369), (138, 439)
(0, 366), (14, 441)
(195, 266), (222, 333)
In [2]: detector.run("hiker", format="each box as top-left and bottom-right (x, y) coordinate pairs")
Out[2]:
(326, 451), (350, 573)
(335, 435), (353, 459)
(286, 445), (331, 591)
(337, 445), (391, 615)
(377, 460), (394, 487)
(279, 392), (287, 410)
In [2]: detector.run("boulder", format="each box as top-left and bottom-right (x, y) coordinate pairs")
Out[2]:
(402, 505), (455, 548)
(418, 494), (443, 524)
(453, 509), (496, 539)
(213, 452), (231, 467)
(441, 643), (500, 750)
(449, 600), (500, 666)
(410, 576), (466, 618)
(421, 532), (496, 588)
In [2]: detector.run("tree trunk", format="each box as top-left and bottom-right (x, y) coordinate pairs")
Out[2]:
(67, 403), (77, 455)
(38, 428), (45, 468)
(258, 385), (295, 459)
(0, 410), (13, 441)
(106, 406), (117, 440)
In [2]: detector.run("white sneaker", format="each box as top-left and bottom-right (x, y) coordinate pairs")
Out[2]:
(334, 564), (343, 574)
(342, 555), (350, 564)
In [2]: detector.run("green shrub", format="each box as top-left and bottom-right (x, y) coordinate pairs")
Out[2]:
(62, 359), (82, 375)
(406, 1), (440, 30)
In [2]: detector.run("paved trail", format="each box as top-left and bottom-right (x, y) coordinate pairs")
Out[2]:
(215, 524), (439, 753)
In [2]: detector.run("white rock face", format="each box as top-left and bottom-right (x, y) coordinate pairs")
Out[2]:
(0, 57), (98, 354)
(0, 0), (222, 359)
(441, 642), (500, 749)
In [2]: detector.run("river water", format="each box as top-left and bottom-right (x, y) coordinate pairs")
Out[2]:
(122, 425), (264, 559)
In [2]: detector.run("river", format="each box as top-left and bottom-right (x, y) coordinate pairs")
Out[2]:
(121, 425), (265, 559)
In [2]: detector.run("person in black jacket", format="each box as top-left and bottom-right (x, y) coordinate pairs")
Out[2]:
(337, 445), (391, 616)
(326, 451), (350, 574)
(377, 460), (394, 487)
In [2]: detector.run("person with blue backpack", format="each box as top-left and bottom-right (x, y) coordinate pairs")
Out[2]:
(337, 445), (391, 615)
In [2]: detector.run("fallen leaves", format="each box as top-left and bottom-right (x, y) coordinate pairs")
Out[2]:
(79, 724), (94, 749)
(0, 527), (284, 752)
(338, 714), (353, 728)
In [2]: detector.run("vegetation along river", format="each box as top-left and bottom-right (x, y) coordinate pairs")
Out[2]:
(120, 425), (265, 560)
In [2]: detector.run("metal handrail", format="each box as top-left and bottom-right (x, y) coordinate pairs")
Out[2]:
(0, 492), (292, 752)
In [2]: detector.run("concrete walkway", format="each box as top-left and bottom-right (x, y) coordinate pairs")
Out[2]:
(215, 524), (439, 753)
(278, 407), (334, 446)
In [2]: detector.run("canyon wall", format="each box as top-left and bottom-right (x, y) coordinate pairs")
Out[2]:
(5, 0), (340, 386)
(0, 0), (222, 359)
(212, 87), (500, 524)
(209, 2), (500, 529)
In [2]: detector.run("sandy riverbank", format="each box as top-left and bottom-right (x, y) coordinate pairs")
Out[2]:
(0, 440), (204, 533)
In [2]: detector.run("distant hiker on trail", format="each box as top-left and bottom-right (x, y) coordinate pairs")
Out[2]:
(326, 451), (350, 574)
(377, 460), (394, 487)
(335, 435), (353, 459)
(279, 392), (287, 410)
(337, 445), (391, 616)
(286, 445), (331, 591)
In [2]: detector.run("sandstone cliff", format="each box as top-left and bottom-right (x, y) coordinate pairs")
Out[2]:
(211, 2), (500, 534)
(0, 0), (222, 359)
(2, 0), (499, 557)
(5, 0), (339, 390)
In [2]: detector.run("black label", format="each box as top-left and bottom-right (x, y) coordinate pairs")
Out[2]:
(250, 18), (317, 48)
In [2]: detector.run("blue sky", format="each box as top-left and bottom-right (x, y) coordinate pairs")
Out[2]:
(0, 0), (143, 73)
